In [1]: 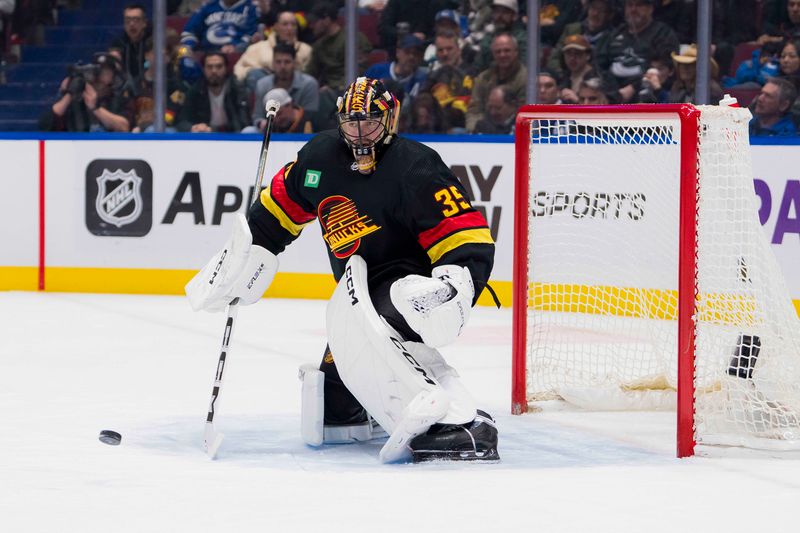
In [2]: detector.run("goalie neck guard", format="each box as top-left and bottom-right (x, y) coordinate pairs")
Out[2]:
(336, 77), (400, 175)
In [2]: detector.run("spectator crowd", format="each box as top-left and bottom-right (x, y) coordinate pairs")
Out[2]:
(33, 0), (800, 137)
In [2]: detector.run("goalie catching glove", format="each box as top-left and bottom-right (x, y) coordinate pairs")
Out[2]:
(390, 265), (474, 347)
(185, 214), (278, 312)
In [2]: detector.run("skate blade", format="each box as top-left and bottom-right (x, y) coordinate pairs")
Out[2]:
(412, 446), (500, 463)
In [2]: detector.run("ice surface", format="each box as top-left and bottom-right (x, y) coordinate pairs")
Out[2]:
(1, 292), (799, 532)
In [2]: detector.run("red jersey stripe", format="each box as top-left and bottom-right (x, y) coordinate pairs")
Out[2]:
(417, 210), (489, 250)
(270, 167), (316, 224)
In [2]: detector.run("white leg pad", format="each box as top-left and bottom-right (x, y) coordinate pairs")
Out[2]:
(299, 364), (325, 446)
(299, 363), (389, 446)
(326, 256), (477, 461)
(404, 341), (477, 425)
(379, 388), (450, 463)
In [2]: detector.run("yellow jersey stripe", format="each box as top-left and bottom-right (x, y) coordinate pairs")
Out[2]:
(260, 187), (313, 236)
(426, 228), (494, 263)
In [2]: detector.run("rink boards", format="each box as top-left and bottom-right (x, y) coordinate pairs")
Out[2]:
(0, 133), (798, 312)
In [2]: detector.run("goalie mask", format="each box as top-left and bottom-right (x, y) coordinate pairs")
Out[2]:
(336, 77), (400, 174)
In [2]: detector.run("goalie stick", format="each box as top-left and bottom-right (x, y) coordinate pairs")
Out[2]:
(204, 99), (281, 459)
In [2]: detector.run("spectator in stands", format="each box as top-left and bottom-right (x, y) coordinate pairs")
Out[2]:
(41, 52), (133, 132)
(577, 76), (611, 104)
(762, 0), (800, 42)
(725, 40), (782, 89)
(466, 33), (527, 132)
(252, 42), (319, 129)
(539, 1), (584, 47)
(473, 85), (517, 134)
(475, 0), (527, 73)
(423, 9), (467, 68)
(176, 52), (251, 133)
(546, 0), (616, 77)
(668, 44), (723, 104)
(556, 34), (597, 104)
(465, 0), (494, 59)
(110, 3), (152, 81)
(538, 72), (562, 104)
(654, 0), (692, 44)
(261, 87), (312, 133)
(10, 0), (53, 47)
(130, 38), (186, 133)
(779, 39), (800, 87)
(595, 0), (679, 103)
(749, 77), (798, 136)
(377, 0), (452, 56)
(180, 0), (258, 53)
(423, 30), (474, 130)
(405, 92), (448, 134)
(365, 34), (429, 108)
(234, 10), (312, 94)
(637, 53), (674, 103)
(305, 1), (371, 93)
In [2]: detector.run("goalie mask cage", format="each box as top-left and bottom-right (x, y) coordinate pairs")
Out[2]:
(512, 104), (800, 457)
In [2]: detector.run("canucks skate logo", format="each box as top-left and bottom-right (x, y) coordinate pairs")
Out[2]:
(85, 159), (153, 237)
(318, 195), (381, 259)
(95, 169), (144, 227)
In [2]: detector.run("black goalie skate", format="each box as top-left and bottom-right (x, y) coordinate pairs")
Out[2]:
(409, 410), (500, 462)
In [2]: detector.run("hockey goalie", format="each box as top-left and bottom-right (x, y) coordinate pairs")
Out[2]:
(186, 77), (499, 463)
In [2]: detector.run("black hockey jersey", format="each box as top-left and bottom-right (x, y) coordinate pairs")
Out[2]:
(248, 130), (495, 299)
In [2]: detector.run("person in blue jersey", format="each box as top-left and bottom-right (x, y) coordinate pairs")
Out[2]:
(365, 34), (429, 110)
(186, 77), (500, 463)
(180, 0), (259, 53)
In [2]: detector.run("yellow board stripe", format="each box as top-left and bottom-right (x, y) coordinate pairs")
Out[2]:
(260, 187), (312, 236)
(4, 267), (800, 317)
(426, 228), (494, 264)
(0, 267), (39, 291)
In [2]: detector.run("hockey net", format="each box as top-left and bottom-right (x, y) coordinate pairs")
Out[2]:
(512, 104), (800, 456)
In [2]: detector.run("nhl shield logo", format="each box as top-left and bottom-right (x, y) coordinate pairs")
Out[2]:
(95, 169), (143, 227)
(86, 159), (152, 237)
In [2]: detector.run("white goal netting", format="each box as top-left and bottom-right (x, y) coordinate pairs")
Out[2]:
(521, 105), (800, 450)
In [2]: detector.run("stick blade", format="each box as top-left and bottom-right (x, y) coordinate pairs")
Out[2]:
(204, 424), (224, 459)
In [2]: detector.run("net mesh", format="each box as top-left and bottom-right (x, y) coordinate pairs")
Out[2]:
(523, 107), (800, 449)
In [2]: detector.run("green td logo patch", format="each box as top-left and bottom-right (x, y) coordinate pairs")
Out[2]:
(304, 169), (321, 188)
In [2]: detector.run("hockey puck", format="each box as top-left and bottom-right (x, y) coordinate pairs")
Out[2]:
(99, 430), (122, 446)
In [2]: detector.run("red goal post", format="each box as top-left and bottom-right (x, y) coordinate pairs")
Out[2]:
(512, 104), (800, 458)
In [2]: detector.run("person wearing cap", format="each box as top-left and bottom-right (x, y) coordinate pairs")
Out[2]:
(365, 34), (429, 107)
(556, 34), (599, 104)
(423, 9), (467, 68)
(546, 0), (617, 77)
(305, 1), (371, 93)
(668, 44), (723, 104)
(377, 0), (452, 57)
(595, 0), (678, 103)
(475, 0), (528, 73)
(233, 10), (313, 94)
(253, 42), (319, 129)
(466, 33), (527, 132)
(41, 52), (133, 132)
(175, 52), (251, 133)
(261, 87), (312, 133)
